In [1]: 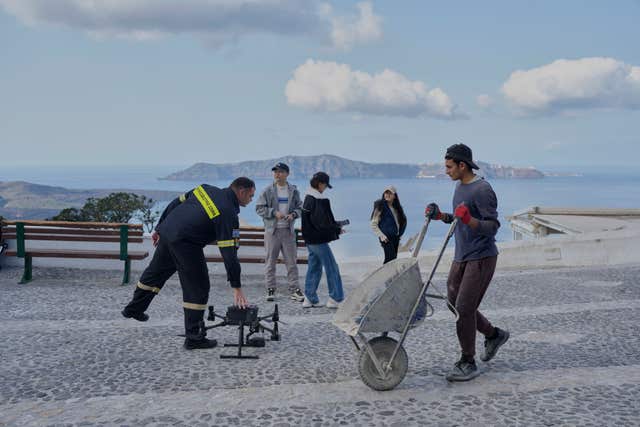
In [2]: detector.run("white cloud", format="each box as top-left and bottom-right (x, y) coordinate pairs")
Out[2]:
(321, 1), (382, 51)
(501, 57), (640, 116)
(0, 0), (382, 49)
(285, 59), (465, 119)
(476, 94), (493, 109)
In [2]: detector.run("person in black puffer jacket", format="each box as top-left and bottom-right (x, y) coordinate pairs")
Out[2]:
(370, 185), (407, 264)
(300, 172), (345, 309)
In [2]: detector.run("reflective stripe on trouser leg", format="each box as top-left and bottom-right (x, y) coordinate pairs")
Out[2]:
(167, 239), (211, 338)
(123, 283), (158, 315)
(124, 239), (177, 314)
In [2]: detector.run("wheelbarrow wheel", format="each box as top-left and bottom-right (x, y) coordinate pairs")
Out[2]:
(358, 336), (408, 391)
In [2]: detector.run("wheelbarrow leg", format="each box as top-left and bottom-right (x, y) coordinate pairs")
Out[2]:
(358, 333), (387, 378)
(349, 336), (361, 351)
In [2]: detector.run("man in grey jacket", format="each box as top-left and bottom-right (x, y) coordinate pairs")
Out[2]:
(255, 162), (304, 301)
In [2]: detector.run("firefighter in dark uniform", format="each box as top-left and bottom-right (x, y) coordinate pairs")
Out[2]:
(122, 177), (255, 350)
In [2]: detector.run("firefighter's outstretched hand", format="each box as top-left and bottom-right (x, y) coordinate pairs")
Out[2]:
(233, 288), (249, 308)
(151, 231), (160, 247)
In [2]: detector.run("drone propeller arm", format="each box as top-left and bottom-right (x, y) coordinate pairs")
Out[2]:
(204, 321), (229, 331)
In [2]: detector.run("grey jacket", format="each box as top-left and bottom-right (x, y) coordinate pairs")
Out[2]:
(255, 182), (302, 233)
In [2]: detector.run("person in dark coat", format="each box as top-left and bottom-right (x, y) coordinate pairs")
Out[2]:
(370, 185), (407, 264)
(300, 172), (345, 309)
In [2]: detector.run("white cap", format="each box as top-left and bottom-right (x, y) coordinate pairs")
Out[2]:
(383, 185), (397, 194)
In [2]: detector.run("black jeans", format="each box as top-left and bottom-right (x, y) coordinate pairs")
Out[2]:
(381, 235), (400, 264)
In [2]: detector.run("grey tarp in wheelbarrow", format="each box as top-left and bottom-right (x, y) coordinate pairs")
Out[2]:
(332, 217), (459, 390)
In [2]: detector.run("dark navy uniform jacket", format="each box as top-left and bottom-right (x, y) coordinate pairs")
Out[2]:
(155, 184), (242, 288)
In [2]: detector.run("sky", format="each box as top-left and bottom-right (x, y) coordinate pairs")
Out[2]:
(1, 0), (639, 169)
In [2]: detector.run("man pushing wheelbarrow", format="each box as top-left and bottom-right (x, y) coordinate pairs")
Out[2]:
(333, 143), (509, 390)
(426, 143), (509, 382)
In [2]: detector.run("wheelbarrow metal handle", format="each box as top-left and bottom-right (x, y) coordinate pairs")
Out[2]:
(411, 217), (431, 258)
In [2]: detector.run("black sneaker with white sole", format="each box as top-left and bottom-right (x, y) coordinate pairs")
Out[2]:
(290, 288), (304, 302)
(445, 359), (480, 382)
(480, 327), (510, 362)
(266, 287), (276, 302)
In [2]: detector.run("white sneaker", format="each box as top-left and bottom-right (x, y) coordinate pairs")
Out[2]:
(326, 297), (341, 309)
(302, 297), (319, 308)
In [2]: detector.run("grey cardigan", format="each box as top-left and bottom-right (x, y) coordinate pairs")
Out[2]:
(255, 182), (302, 233)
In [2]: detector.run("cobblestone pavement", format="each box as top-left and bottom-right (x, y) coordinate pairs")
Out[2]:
(1, 263), (640, 426)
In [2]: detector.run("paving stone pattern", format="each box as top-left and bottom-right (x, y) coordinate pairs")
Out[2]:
(1, 264), (639, 426)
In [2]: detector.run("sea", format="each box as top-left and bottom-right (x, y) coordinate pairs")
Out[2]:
(2, 165), (639, 260)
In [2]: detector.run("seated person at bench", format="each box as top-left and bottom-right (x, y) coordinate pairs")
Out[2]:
(122, 177), (255, 350)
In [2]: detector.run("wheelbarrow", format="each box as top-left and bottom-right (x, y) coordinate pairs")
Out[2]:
(333, 217), (459, 390)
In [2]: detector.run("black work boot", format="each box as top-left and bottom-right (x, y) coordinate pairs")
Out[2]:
(184, 336), (218, 350)
(480, 327), (510, 362)
(183, 311), (217, 350)
(122, 285), (156, 321)
(121, 309), (149, 322)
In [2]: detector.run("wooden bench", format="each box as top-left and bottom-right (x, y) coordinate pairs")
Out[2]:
(0, 220), (149, 284)
(207, 226), (308, 264)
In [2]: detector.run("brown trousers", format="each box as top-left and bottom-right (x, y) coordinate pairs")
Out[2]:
(447, 255), (498, 358)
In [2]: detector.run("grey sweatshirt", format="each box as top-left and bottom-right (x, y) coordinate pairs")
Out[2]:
(255, 182), (302, 233)
(450, 176), (500, 262)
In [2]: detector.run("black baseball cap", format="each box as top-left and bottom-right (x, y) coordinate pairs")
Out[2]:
(271, 162), (290, 173)
(312, 171), (332, 188)
(445, 143), (479, 170)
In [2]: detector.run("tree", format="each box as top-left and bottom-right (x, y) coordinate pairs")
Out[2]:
(79, 197), (105, 222)
(90, 192), (145, 223)
(50, 192), (148, 223)
(50, 208), (83, 221)
(136, 196), (160, 233)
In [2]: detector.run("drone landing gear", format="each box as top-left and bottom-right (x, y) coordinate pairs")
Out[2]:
(206, 304), (280, 359)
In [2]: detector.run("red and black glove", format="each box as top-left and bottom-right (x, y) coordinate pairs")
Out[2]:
(424, 203), (442, 220)
(454, 204), (472, 225)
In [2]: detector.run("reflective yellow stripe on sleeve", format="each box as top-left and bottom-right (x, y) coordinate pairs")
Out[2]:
(193, 185), (220, 219)
(183, 302), (208, 310)
(179, 193), (187, 202)
(137, 282), (161, 294)
(217, 240), (235, 248)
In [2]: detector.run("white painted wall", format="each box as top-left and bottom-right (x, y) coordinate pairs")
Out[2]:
(339, 229), (640, 281)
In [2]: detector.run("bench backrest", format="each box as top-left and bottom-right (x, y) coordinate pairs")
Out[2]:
(228, 226), (306, 248)
(1, 220), (144, 261)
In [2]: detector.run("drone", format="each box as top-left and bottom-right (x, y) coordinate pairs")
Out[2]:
(205, 304), (280, 359)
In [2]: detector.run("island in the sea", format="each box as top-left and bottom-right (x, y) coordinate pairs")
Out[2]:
(0, 181), (179, 220)
(0, 155), (546, 219)
(162, 154), (545, 181)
